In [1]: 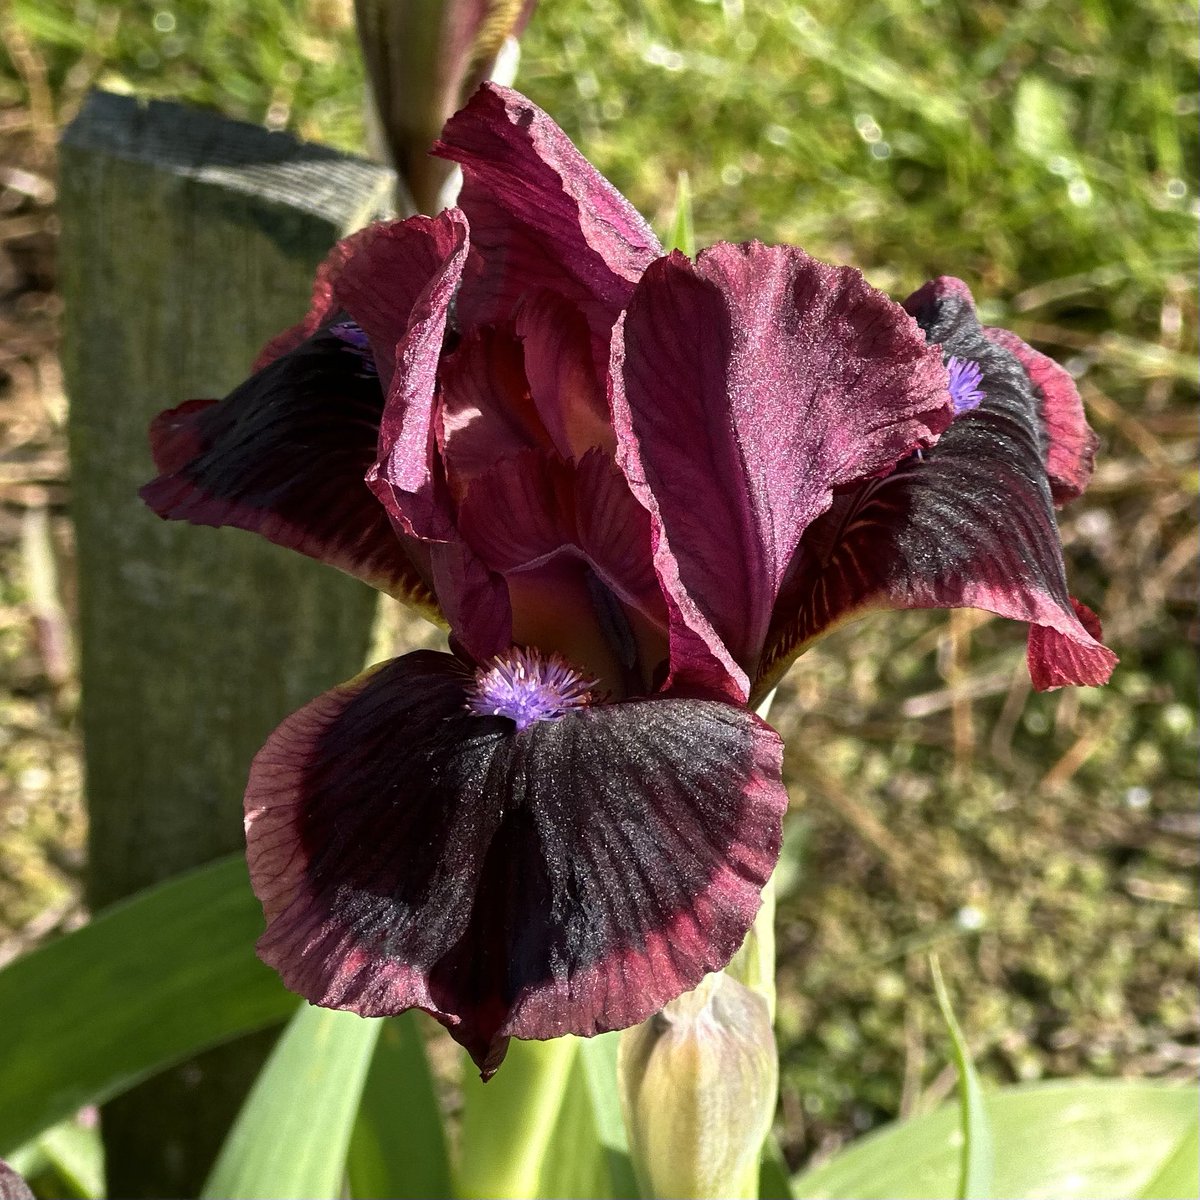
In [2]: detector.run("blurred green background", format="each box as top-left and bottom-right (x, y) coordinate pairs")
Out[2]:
(0, 0), (1195, 1170)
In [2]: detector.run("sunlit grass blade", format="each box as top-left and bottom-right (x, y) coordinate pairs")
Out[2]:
(791, 1080), (1199, 1200)
(457, 1038), (578, 1199)
(665, 170), (696, 257)
(30, 1122), (103, 1200)
(7, 1120), (103, 1200)
(1138, 1121), (1200, 1199)
(347, 1014), (453, 1200)
(202, 1005), (380, 1200)
(579, 1033), (640, 1198)
(930, 956), (994, 1200)
(0, 855), (297, 1155)
(534, 1047), (616, 1200)
(759, 1135), (795, 1200)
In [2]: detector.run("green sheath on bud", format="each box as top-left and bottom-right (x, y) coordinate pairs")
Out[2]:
(618, 972), (778, 1200)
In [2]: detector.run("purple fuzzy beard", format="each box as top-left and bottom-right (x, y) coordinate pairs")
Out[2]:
(947, 355), (985, 414)
(467, 647), (596, 730)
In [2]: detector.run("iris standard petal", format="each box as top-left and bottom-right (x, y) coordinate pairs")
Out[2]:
(140, 328), (438, 611)
(428, 540), (513, 664)
(514, 289), (614, 460)
(438, 325), (557, 495)
(245, 650), (786, 1076)
(756, 279), (1117, 698)
(438, 294), (611, 502)
(458, 448), (663, 622)
(365, 212), (470, 540)
(433, 83), (662, 353)
(611, 244), (951, 698)
(457, 447), (668, 690)
(253, 214), (466, 383)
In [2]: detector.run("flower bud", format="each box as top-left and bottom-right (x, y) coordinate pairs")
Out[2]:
(354, 0), (536, 213)
(618, 972), (778, 1200)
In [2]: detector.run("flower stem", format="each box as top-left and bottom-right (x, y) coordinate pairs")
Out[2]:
(457, 1036), (578, 1199)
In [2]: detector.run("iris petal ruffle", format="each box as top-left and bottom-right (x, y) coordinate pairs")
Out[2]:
(246, 650), (786, 1076)
(904, 277), (1099, 507)
(434, 83), (663, 359)
(366, 210), (470, 541)
(253, 214), (465, 383)
(756, 277), (1116, 697)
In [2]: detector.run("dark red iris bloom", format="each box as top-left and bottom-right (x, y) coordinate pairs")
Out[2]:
(140, 84), (1116, 1076)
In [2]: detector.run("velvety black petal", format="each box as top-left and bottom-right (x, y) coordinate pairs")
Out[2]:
(982, 323), (1098, 505)
(246, 651), (786, 1076)
(756, 279), (1116, 699)
(140, 328), (437, 611)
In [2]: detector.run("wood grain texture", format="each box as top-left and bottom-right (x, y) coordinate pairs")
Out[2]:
(58, 91), (396, 1198)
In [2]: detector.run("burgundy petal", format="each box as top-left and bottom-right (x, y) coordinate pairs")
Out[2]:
(1027, 597), (1112, 690)
(457, 448), (668, 691)
(246, 651), (786, 1076)
(905, 277), (1099, 507)
(366, 212), (470, 540)
(332, 212), (469, 385)
(515, 289), (613, 460)
(611, 244), (952, 698)
(433, 84), (662, 351)
(140, 328), (437, 611)
(459, 449), (660, 615)
(438, 325), (556, 496)
(429, 539), (512, 664)
(757, 279), (1117, 698)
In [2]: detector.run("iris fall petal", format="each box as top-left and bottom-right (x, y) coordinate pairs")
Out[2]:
(756, 276), (1116, 696)
(246, 650), (786, 1076)
(140, 328), (437, 611)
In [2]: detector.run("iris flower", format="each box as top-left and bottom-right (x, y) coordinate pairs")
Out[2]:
(141, 84), (1116, 1076)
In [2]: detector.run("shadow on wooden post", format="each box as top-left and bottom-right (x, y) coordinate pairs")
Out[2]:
(58, 92), (395, 1199)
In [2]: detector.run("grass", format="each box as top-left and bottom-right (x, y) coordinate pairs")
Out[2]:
(1, 0), (1196, 1173)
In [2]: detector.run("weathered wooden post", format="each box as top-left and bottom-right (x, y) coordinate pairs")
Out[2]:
(58, 92), (394, 1198)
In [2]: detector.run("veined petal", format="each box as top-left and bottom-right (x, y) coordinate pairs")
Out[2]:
(246, 651), (786, 1076)
(438, 325), (556, 496)
(756, 279), (1117, 699)
(905, 277), (1100, 507)
(611, 245), (951, 698)
(457, 448), (668, 690)
(515, 289), (613, 460)
(140, 328), (437, 612)
(429, 539), (512, 664)
(366, 212), (471, 540)
(458, 448), (662, 620)
(331, 211), (470, 385)
(433, 83), (662, 351)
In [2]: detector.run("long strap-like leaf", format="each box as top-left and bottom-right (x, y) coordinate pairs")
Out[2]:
(202, 1005), (380, 1200)
(0, 856), (296, 1155)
